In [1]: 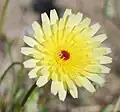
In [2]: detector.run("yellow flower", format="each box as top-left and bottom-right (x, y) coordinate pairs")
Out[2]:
(21, 9), (112, 101)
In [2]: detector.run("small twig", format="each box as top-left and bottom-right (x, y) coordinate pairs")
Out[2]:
(0, 0), (10, 34)
(20, 81), (37, 107)
(0, 62), (23, 85)
(113, 96), (120, 112)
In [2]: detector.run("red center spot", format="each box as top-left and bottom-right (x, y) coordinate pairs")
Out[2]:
(60, 50), (70, 60)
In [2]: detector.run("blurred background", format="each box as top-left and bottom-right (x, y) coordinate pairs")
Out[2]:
(0, 0), (120, 112)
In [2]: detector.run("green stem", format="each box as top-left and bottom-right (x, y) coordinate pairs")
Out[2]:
(0, 62), (23, 85)
(0, 0), (10, 34)
(20, 81), (37, 107)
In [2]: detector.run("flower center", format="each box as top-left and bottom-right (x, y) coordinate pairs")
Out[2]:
(60, 50), (70, 60)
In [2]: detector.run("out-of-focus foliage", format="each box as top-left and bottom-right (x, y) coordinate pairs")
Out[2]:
(104, 0), (116, 19)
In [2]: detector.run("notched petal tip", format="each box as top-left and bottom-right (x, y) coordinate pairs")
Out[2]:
(28, 67), (41, 79)
(78, 76), (96, 93)
(80, 17), (91, 28)
(51, 81), (59, 95)
(90, 23), (101, 37)
(23, 59), (38, 68)
(21, 47), (33, 55)
(41, 12), (52, 36)
(58, 82), (67, 101)
(32, 21), (40, 30)
(98, 56), (112, 64)
(50, 9), (58, 24)
(70, 87), (78, 98)
(63, 9), (72, 18)
(100, 65), (111, 73)
(93, 34), (107, 42)
(86, 74), (105, 85)
(36, 75), (48, 87)
(23, 36), (37, 47)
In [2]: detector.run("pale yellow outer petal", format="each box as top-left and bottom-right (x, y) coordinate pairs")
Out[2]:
(80, 17), (91, 28)
(51, 81), (59, 95)
(75, 77), (82, 87)
(66, 77), (78, 98)
(85, 65), (101, 73)
(86, 73), (105, 85)
(36, 75), (48, 87)
(77, 76), (96, 93)
(21, 47), (44, 59)
(23, 59), (39, 68)
(93, 47), (111, 56)
(21, 47), (34, 55)
(23, 36), (37, 47)
(50, 9), (58, 24)
(93, 34), (107, 42)
(51, 72), (58, 80)
(69, 84), (78, 98)
(97, 56), (112, 64)
(28, 67), (42, 78)
(63, 9), (72, 18)
(58, 9), (71, 30)
(77, 12), (83, 23)
(58, 82), (67, 101)
(90, 23), (101, 37)
(58, 18), (65, 30)
(41, 12), (52, 36)
(41, 66), (49, 77)
(66, 12), (83, 27)
(100, 65), (110, 73)
(32, 21), (44, 41)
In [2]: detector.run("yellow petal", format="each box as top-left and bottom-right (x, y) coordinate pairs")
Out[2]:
(63, 9), (72, 18)
(41, 12), (52, 36)
(28, 67), (42, 78)
(85, 65), (101, 73)
(90, 23), (101, 37)
(51, 81), (59, 95)
(59, 9), (72, 30)
(50, 9), (58, 24)
(100, 65), (110, 73)
(97, 56), (112, 64)
(65, 76), (78, 98)
(75, 77), (82, 87)
(66, 12), (83, 27)
(32, 49), (45, 59)
(77, 12), (83, 23)
(21, 47), (34, 55)
(58, 82), (67, 101)
(86, 73), (105, 85)
(80, 17), (91, 28)
(32, 21), (44, 41)
(78, 76), (96, 93)
(93, 34), (107, 42)
(59, 18), (65, 30)
(21, 47), (44, 59)
(23, 36), (37, 47)
(51, 72), (58, 80)
(36, 75), (48, 87)
(41, 66), (49, 77)
(69, 84), (78, 98)
(23, 59), (39, 68)
(93, 47), (111, 56)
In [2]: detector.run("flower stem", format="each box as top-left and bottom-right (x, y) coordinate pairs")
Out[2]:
(20, 81), (37, 107)
(0, 0), (10, 34)
(0, 62), (23, 85)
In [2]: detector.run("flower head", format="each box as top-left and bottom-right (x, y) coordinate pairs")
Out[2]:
(21, 9), (112, 101)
